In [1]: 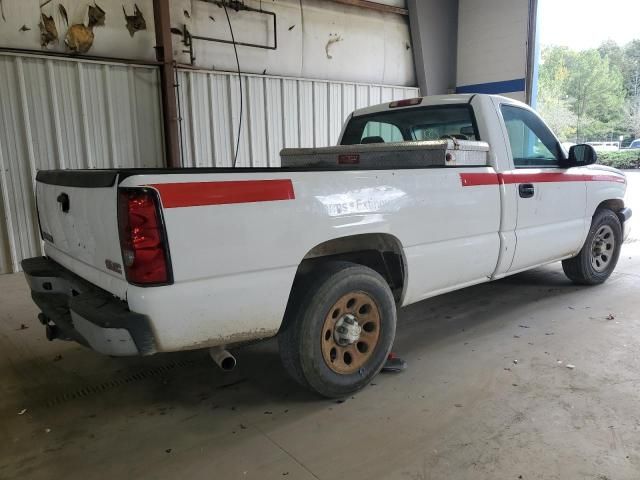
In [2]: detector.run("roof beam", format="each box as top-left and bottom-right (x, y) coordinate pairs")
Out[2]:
(325, 0), (409, 16)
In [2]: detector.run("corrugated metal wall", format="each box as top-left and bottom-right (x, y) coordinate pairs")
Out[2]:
(0, 53), (164, 274)
(177, 69), (420, 167)
(0, 56), (418, 274)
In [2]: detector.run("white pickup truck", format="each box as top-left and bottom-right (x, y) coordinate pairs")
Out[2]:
(23, 94), (631, 398)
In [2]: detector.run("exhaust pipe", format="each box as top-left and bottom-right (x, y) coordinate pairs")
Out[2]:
(209, 346), (237, 371)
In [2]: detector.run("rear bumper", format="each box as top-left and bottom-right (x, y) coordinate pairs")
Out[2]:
(21, 257), (156, 356)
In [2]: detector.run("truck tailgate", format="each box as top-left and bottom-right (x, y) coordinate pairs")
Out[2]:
(36, 171), (127, 298)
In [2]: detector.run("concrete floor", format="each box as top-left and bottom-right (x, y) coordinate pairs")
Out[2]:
(1, 173), (639, 480)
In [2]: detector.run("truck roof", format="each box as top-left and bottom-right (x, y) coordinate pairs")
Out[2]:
(351, 93), (517, 117)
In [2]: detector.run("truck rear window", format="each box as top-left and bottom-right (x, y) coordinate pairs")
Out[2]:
(340, 105), (479, 145)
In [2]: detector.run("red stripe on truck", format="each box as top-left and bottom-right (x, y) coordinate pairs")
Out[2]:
(460, 171), (626, 187)
(459, 172), (500, 186)
(150, 179), (295, 208)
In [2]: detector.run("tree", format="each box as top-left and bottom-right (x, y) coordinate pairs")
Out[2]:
(538, 98), (577, 141)
(567, 50), (625, 142)
(538, 46), (576, 141)
(537, 42), (639, 143)
(622, 40), (640, 97)
(598, 40), (624, 72)
(626, 96), (640, 139)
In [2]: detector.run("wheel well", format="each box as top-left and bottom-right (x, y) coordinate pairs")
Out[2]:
(596, 199), (624, 214)
(294, 234), (406, 303)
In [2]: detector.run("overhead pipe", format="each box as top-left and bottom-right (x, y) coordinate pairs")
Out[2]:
(326, 0), (409, 16)
(153, 0), (182, 168)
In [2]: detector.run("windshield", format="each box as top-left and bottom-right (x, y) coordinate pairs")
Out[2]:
(340, 105), (479, 145)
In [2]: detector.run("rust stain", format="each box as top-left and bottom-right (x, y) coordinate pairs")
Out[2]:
(175, 328), (279, 352)
(325, 33), (343, 59)
(58, 4), (68, 26)
(39, 13), (58, 48)
(65, 24), (94, 54)
(123, 4), (146, 37)
(88, 3), (106, 28)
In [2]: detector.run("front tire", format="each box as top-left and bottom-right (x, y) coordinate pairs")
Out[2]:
(278, 262), (396, 398)
(562, 209), (622, 285)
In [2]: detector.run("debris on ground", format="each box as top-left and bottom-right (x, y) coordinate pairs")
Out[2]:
(53, 354), (63, 362)
(165, 448), (172, 454)
(45, 428), (51, 433)
(566, 364), (576, 370)
(513, 359), (518, 365)
(518, 325), (530, 329)
(17, 324), (29, 330)
(18, 409), (27, 415)
(606, 314), (615, 320)
(454, 404), (463, 408)
(263, 411), (273, 415)
(382, 353), (407, 373)
(513, 335), (520, 338)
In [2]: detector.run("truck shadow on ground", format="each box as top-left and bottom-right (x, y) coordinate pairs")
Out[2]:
(7, 264), (591, 417)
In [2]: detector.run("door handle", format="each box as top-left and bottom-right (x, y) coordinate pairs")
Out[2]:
(57, 192), (70, 213)
(518, 183), (535, 198)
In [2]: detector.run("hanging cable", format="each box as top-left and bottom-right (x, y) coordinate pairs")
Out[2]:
(223, 2), (243, 168)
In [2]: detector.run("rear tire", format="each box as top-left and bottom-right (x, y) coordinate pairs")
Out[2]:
(278, 261), (396, 398)
(562, 209), (622, 285)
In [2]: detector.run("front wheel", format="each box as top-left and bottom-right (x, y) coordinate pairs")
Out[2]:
(278, 262), (397, 398)
(562, 209), (622, 285)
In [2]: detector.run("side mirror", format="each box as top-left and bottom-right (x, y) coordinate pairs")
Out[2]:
(566, 144), (597, 167)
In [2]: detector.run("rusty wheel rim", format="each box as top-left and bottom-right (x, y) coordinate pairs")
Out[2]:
(321, 291), (381, 375)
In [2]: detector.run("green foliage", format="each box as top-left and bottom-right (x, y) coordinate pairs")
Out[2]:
(597, 150), (640, 169)
(538, 39), (640, 143)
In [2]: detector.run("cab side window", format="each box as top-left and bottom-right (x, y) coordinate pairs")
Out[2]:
(361, 121), (404, 144)
(500, 105), (562, 168)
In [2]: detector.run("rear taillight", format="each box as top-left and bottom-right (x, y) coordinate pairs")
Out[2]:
(389, 97), (423, 108)
(118, 188), (172, 286)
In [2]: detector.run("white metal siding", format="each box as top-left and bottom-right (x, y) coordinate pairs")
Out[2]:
(0, 53), (164, 274)
(177, 69), (420, 167)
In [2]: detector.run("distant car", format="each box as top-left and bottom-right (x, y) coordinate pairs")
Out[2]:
(587, 141), (620, 152)
(626, 139), (640, 149)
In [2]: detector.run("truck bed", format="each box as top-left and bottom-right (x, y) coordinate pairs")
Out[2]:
(36, 140), (490, 188)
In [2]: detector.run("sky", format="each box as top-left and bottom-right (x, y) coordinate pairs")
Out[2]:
(538, 0), (640, 50)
